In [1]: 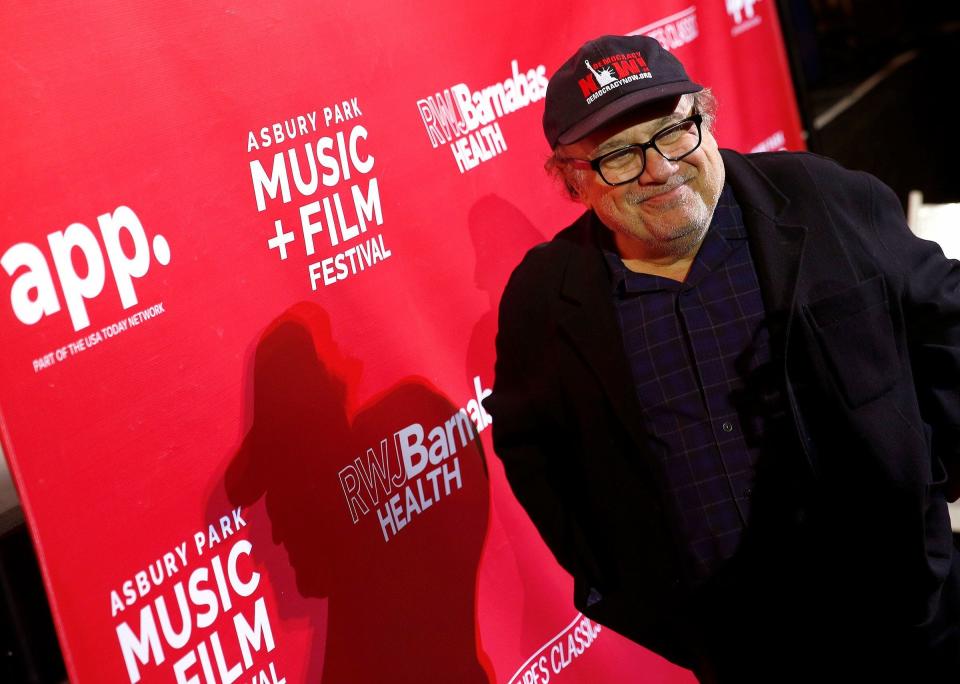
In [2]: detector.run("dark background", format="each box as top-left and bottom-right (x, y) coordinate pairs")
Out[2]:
(2, 3), (959, 681)
(779, 0), (959, 207)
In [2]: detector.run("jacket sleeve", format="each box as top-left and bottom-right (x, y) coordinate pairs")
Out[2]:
(482, 249), (604, 583)
(868, 175), (960, 502)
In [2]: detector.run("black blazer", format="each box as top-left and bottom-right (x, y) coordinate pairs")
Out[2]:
(484, 149), (960, 666)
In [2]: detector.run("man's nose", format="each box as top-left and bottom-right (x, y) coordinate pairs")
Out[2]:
(639, 148), (680, 183)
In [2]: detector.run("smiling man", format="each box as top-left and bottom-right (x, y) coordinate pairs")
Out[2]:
(484, 34), (960, 682)
(556, 97), (723, 277)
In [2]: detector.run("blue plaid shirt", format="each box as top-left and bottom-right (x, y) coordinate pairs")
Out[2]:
(603, 185), (774, 583)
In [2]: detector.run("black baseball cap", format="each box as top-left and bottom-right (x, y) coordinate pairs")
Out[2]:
(543, 34), (703, 148)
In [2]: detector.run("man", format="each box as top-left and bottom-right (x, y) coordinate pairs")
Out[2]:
(484, 34), (960, 682)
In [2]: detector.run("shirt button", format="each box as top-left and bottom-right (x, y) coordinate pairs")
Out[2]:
(721, 421), (734, 432)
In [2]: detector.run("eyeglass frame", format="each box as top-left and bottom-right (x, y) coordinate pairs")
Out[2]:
(560, 112), (704, 186)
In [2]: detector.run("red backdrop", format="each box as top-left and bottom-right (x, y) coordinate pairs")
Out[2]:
(0, 1), (802, 682)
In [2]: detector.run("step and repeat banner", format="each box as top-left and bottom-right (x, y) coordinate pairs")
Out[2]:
(0, 1), (802, 682)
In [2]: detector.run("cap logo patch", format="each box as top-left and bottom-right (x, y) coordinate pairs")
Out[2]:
(577, 52), (652, 104)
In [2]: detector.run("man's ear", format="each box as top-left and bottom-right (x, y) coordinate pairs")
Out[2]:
(563, 169), (587, 206)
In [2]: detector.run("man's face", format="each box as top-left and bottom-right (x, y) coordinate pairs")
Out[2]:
(559, 95), (725, 260)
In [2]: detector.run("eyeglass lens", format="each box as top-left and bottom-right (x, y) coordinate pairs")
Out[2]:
(600, 118), (701, 184)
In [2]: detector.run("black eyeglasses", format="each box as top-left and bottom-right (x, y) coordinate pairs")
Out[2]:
(563, 113), (703, 186)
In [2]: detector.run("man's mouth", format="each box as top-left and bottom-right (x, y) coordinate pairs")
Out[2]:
(646, 184), (685, 203)
(629, 177), (691, 204)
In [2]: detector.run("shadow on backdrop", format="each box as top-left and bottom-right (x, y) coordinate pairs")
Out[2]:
(465, 195), (570, 651)
(225, 303), (493, 683)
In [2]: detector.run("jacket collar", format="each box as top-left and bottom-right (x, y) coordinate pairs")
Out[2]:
(556, 213), (653, 452)
(720, 149), (806, 328)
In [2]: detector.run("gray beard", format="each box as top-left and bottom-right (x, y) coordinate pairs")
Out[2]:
(615, 184), (714, 258)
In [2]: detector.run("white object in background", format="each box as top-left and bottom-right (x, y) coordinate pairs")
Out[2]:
(907, 190), (960, 259)
(907, 190), (960, 531)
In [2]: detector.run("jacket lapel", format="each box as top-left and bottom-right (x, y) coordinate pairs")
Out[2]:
(721, 150), (823, 473)
(721, 149), (807, 340)
(555, 215), (653, 451)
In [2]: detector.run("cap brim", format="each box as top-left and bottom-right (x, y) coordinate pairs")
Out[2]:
(556, 81), (703, 146)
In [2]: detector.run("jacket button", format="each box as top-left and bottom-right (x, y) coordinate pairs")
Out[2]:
(721, 421), (734, 432)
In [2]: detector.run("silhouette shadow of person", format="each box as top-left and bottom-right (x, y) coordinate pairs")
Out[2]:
(466, 194), (548, 377)
(226, 303), (493, 683)
(465, 195), (569, 651)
